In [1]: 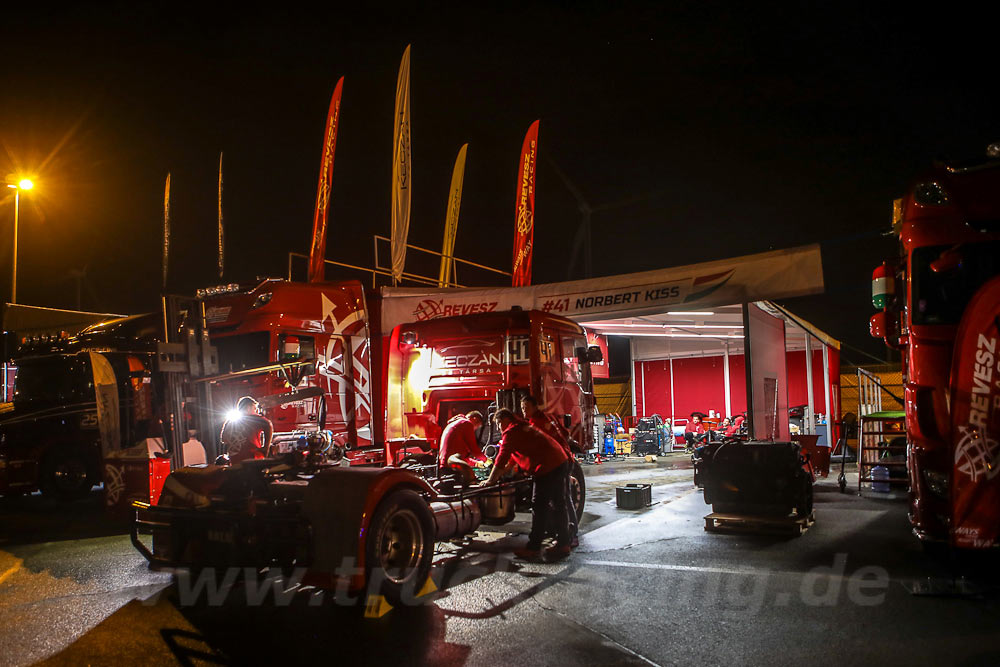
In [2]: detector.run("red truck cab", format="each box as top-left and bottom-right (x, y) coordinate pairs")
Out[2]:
(193, 279), (382, 464)
(385, 309), (597, 462)
(871, 145), (1000, 547)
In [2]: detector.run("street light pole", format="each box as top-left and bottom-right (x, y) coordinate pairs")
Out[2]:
(6, 178), (33, 305)
(12, 187), (18, 304)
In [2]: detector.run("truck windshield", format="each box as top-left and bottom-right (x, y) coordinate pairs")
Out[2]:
(214, 332), (271, 373)
(13, 356), (93, 406)
(911, 242), (1000, 325)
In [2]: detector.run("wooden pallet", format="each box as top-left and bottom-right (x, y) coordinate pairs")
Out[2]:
(704, 510), (815, 536)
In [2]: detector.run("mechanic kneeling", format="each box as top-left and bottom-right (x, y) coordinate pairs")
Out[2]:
(480, 408), (573, 561)
(438, 410), (487, 485)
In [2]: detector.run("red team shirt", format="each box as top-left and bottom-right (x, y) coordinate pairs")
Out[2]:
(495, 419), (569, 477)
(527, 412), (573, 457)
(221, 414), (271, 463)
(438, 415), (486, 469)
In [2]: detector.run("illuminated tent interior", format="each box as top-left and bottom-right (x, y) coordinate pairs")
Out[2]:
(581, 302), (840, 449)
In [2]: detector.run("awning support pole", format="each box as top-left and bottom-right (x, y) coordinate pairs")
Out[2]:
(723, 342), (732, 418)
(805, 334), (815, 435)
(629, 338), (638, 417)
(669, 355), (675, 439)
(640, 359), (646, 417)
(823, 344), (834, 447)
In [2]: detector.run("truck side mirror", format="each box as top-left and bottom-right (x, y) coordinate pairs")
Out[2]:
(585, 345), (603, 363)
(869, 312), (887, 338)
(930, 246), (962, 273)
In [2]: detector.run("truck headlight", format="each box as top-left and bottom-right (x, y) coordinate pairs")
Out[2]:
(922, 469), (949, 499)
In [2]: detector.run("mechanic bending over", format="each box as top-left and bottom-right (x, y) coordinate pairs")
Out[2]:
(437, 410), (488, 484)
(520, 395), (579, 547)
(481, 408), (573, 561)
(220, 396), (274, 464)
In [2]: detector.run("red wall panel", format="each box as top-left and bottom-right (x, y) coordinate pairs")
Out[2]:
(670, 357), (727, 418)
(633, 361), (644, 415)
(636, 359), (673, 417)
(632, 346), (838, 423)
(785, 349), (828, 413)
(728, 354), (747, 415)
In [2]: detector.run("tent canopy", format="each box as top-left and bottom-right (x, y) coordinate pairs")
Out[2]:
(380, 244), (823, 334)
(588, 300), (839, 362)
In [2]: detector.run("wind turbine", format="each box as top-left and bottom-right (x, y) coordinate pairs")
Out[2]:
(543, 153), (663, 281)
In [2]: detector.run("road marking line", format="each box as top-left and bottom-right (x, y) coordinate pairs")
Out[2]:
(580, 558), (915, 586)
(0, 558), (23, 586)
(581, 559), (756, 576)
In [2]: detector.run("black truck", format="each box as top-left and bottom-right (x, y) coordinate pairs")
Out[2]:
(0, 315), (161, 499)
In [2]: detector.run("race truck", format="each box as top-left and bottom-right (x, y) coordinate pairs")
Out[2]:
(869, 143), (1000, 549)
(0, 314), (164, 501)
(134, 280), (600, 602)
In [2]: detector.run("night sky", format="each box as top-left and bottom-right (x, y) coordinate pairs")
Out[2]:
(0, 2), (997, 364)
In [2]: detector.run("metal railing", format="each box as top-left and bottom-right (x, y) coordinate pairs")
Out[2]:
(373, 234), (511, 288)
(287, 235), (511, 288)
(856, 366), (903, 417)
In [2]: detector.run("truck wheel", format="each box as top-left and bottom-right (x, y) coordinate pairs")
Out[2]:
(570, 460), (586, 522)
(365, 489), (435, 606)
(43, 450), (94, 501)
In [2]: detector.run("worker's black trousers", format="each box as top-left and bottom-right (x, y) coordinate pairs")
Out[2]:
(528, 462), (572, 549)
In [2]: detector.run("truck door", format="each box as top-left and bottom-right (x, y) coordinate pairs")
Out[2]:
(317, 333), (361, 446)
(557, 333), (592, 449)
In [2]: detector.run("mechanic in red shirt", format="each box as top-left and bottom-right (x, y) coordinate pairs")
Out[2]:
(437, 411), (487, 483)
(520, 395), (579, 546)
(481, 408), (573, 560)
(520, 395), (572, 455)
(220, 396), (273, 464)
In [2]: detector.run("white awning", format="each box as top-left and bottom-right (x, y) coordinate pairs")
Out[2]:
(379, 244), (823, 334)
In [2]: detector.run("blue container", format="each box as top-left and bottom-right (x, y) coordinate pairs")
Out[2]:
(872, 465), (891, 493)
(603, 433), (615, 456)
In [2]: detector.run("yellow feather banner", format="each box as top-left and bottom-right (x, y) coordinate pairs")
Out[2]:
(390, 45), (412, 284)
(438, 143), (467, 287)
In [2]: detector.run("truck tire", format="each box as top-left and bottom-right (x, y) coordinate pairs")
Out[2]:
(365, 489), (435, 606)
(42, 449), (95, 501)
(570, 460), (586, 522)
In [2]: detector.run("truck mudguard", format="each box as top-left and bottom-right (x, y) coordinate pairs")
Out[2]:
(302, 466), (434, 589)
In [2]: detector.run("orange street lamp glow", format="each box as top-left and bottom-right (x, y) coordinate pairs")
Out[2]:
(17, 179), (33, 190)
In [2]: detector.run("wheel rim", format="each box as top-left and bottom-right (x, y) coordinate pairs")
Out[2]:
(377, 508), (424, 584)
(53, 458), (88, 493)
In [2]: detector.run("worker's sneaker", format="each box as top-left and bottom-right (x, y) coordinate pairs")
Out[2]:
(545, 545), (572, 561)
(513, 546), (542, 560)
(570, 536), (579, 549)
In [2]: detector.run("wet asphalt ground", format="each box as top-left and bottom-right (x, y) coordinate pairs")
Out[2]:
(2, 454), (1000, 666)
